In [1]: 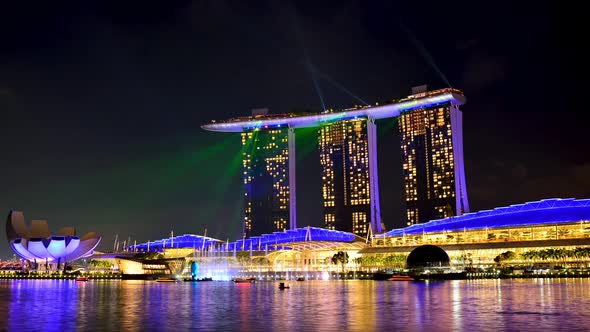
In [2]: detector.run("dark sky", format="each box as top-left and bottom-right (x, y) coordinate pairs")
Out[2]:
(0, 1), (587, 258)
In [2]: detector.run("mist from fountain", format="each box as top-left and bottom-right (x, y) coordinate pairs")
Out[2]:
(189, 244), (238, 281)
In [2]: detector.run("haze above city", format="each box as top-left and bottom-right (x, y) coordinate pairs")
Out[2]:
(0, 1), (586, 258)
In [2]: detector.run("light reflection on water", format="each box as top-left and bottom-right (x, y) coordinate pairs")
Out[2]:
(2, 278), (590, 331)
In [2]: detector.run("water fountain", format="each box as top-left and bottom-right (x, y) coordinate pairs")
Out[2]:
(188, 243), (238, 281)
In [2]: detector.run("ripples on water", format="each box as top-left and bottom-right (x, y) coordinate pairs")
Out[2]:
(2, 278), (590, 331)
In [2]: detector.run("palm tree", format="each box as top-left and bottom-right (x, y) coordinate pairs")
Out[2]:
(331, 251), (349, 274)
(354, 257), (363, 271)
(383, 255), (406, 269)
(520, 250), (534, 261)
(494, 251), (516, 266)
(542, 249), (550, 260)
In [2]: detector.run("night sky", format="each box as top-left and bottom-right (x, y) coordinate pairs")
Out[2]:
(1, 1), (587, 258)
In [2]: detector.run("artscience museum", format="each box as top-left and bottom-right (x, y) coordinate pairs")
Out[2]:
(6, 211), (101, 268)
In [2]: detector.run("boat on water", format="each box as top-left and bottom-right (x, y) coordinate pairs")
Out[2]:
(155, 277), (180, 283)
(296, 277), (305, 281)
(373, 270), (395, 280)
(412, 272), (468, 280)
(388, 275), (415, 281)
(184, 277), (213, 282)
(278, 282), (290, 289)
(232, 277), (256, 283)
(75, 276), (89, 282)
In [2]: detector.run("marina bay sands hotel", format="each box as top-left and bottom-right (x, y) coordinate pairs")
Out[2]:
(202, 86), (469, 238)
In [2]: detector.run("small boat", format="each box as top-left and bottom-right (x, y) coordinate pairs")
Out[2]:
(155, 277), (180, 283)
(184, 277), (213, 282)
(278, 282), (290, 289)
(233, 277), (256, 283)
(75, 276), (89, 282)
(296, 277), (305, 281)
(388, 275), (415, 281)
(373, 271), (394, 280)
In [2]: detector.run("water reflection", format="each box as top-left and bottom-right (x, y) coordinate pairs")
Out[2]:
(2, 278), (590, 331)
(450, 280), (462, 331)
(5, 280), (80, 332)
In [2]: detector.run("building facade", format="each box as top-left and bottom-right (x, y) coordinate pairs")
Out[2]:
(367, 198), (590, 266)
(399, 97), (469, 226)
(6, 211), (102, 266)
(202, 87), (467, 234)
(319, 119), (372, 237)
(241, 128), (290, 237)
(123, 198), (590, 275)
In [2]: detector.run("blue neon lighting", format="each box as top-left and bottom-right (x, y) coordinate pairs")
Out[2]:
(202, 89), (465, 132)
(378, 198), (590, 237)
(134, 228), (357, 252)
(128, 234), (221, 251)
(223, 227), (357, 252)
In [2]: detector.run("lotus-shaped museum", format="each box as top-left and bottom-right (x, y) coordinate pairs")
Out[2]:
(6, 211), (101, 263)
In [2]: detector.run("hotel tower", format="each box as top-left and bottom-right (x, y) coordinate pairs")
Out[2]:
(399, 86), (469, 225)
(202, 86), (467, 235)
(241, 127), (291, 238)
(319, 119), (375, 237)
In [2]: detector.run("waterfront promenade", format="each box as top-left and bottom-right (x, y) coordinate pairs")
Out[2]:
(0, 271), (121, 280)
(3, 269), (590, 281)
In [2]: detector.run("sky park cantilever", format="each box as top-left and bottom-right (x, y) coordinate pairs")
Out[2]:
(201, 87), (470, 238)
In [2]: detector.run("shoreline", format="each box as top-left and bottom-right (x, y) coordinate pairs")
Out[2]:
(0, 273), (121, 280)
(2, 271), (590, 281)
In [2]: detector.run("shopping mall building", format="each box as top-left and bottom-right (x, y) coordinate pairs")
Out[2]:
(114, 198), (590, 277)
(366, 198), (590, 267)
